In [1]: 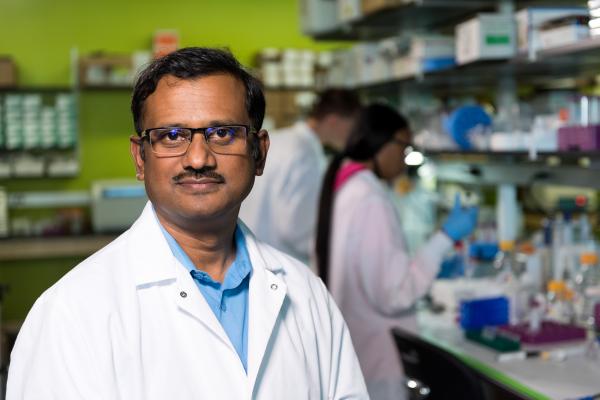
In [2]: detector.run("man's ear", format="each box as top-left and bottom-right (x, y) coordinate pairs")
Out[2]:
(253, 129), (269, 176)
(130, 135), (145, 181)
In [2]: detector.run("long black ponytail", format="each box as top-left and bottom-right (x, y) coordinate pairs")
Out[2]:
(315, 104), (409, 286)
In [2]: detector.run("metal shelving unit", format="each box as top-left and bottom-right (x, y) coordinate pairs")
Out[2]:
(425, 151), (600, 189)
(347, 35), (600, 94)
(308, 0), (600, 192)
(0, 235), (116, 261)
(309, 0), (587, 41)
(312, 0), (496, 41)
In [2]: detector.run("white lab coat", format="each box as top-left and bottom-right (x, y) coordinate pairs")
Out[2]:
(327, 171), (452, 400)
(240, 121), (326, 264)
(7, 202), (368, 400)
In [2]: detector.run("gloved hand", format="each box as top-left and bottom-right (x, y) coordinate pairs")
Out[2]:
(442, 194), (478, 241)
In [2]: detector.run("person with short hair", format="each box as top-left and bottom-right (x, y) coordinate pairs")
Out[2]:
(7, 47), (368, 400)
(315, 103), (478, 400)
(239, 89), (361, 264)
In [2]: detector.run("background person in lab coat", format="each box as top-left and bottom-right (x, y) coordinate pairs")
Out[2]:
(240, 89), (361, 264)
(315, 103), (478, 400)
(7, 47), (368, 400)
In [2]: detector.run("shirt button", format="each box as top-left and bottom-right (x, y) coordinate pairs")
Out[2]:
(180, 291), (187, 298)
(270, 283), (278, 290)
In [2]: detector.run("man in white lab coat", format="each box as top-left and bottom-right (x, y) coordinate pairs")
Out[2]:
(239, 89), (361, 264)
(7, 47), (368, 400)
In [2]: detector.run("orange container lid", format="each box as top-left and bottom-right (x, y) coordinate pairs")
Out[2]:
(499, 240), (515, 252)
(547, 280), (567, 293)
(580, 252), (598, 266)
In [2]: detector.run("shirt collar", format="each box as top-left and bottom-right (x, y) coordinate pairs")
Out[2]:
(155, 208), (252, 290)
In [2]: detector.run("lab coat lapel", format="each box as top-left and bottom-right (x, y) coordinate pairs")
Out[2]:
(243, 227), (288, 392)
(129, 203), (236, 352)
(172, 261), (235, 350)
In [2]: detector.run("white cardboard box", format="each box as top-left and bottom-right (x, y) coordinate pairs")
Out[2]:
(515, 7), (589, 56)
(539, 24), (590, 50)
(456, 13), (516, 65)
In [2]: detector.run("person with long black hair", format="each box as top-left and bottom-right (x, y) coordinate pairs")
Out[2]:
(315, 103), (478, 400)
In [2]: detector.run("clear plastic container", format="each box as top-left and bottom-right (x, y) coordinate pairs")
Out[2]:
(546, 280), (575, 324)
(495, 241), (528, 324)
(578, 252), (600, 329)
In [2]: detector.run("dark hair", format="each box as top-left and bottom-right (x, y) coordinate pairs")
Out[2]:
(309, 89), (361, 120)
(315, 103), (409, 286)
(131, 47), (265, 134)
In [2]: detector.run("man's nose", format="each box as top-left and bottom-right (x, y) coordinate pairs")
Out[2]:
(181, 134), (216, 169)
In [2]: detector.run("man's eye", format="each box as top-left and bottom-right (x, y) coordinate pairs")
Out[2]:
(166, 129), (184, 140)
(214, 127), (234, 138)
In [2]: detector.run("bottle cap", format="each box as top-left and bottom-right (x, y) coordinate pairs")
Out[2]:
(499, 240), (515, 251)
(547, 280), (567, 293)
(580, 252), (598, 266)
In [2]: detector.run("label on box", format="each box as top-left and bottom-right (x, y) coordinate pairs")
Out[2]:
(153, 30), (179, 59)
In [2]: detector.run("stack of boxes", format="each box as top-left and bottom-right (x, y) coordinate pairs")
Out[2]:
(22, 94), (42, 149)
(55, 94), (77, 148)
(0, 92), (77, 151)
(4, 95), (24, 150)
(256, 48), (325, 129)
(323, 34), (455, 86)
(257, 48), (322, 89)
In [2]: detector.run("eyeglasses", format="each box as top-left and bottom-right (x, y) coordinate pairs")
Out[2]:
(391, 138), (414, 155)
(140, 125), (254, 156)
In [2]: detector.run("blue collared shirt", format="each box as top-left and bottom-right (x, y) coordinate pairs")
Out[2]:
(159, 220), (252, 372)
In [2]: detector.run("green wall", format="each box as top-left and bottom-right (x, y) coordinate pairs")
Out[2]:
(0, 0), (339, 321)
(2, 0), (332, 86)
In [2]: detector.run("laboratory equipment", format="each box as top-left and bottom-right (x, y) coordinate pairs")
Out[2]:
(91, 180), (147, 233)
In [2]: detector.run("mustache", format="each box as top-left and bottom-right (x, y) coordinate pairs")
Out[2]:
(172, 168), (225, 183)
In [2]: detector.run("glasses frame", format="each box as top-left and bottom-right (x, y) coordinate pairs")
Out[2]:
(389, 138), (415, 157)
(139, 124), (256, 156)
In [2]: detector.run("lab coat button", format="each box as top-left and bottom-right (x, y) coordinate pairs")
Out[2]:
(180, 291), (187, 298)
(270, 283), (278, 290)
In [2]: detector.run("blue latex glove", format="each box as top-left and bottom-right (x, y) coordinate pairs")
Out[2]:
(442, 194), (478, 241)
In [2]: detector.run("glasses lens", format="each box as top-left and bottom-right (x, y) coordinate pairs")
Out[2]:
(205, 125), (248, 154)
(150, 128), (191, 155)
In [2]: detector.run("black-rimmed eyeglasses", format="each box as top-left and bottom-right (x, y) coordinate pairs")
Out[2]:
(140, 125), (255, 156)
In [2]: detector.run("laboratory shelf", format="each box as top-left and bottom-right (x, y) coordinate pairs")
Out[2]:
(0, 235), (116, 261)
(424, 150), (600, 189)
(310, 0), (588, 41)
(80, 84), (133, 91)
(357, 41), (600, 94)
(0, 86), (73, 93)
(537, 36), (600, 59)
(311, 0), (495, 41)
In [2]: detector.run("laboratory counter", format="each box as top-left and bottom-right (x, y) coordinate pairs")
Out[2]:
(416, 309), (600, 400)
